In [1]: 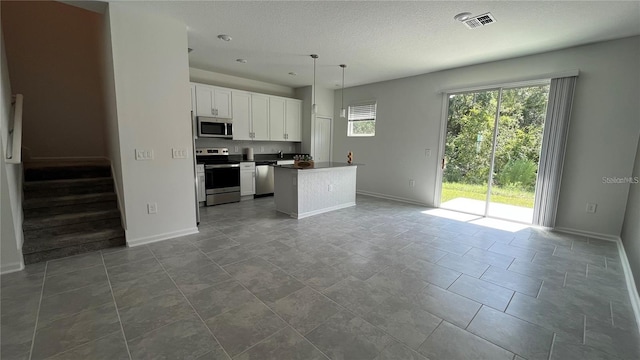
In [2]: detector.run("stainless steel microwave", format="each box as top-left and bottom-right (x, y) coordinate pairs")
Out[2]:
(197, 117), (233, 138)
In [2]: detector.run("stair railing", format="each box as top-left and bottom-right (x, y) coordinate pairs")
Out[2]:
(6, 94), (23, 164)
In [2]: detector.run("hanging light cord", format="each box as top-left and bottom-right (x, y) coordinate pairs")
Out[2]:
(341, 65), (345, 111)
(313, 56), (317, 106)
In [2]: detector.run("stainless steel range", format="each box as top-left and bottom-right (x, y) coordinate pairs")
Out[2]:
(195, 148), (240, 206)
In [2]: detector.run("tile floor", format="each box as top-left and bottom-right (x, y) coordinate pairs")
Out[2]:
(2, 195), (639, 360)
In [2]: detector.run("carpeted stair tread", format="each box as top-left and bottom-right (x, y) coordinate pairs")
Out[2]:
(23, 218), (122, 242)
(23, 237), (125, 264)
(23, 192), (117, 209)
(22, 227), (125, 254)
(23, 209), (121, 230)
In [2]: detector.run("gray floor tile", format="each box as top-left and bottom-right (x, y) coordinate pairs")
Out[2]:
(464, 247), (514, 269)
(365, 267), (428, 296)
(508, 259), (569, 286)
(1, 272), (44, 299)
(31, 302), (121, 360)
(119, 292), (195, 339)
(449, 275), (514, 311)
(364, 295), (442, 349)
(506, 293), (584, 342)
(290, 261), (348, 290)
(402, 259), (461, 288)
(436, 253), (490, 278)
(537, 280), (612, 324)
(0, 294), (40, 359)
(234, 326), (326, 360)
(323, 276), (392, 317)
(553, 246), (606, 268)
(510, 236), (558, 252)
(191, 235), (240, 253)
(38, 283), (113, 326)
(467, 306), (554, 360)
(43, 264), (108, 297)
(419, 321), (513, 360)
(374, 341), (428, 360)
(46, 252), (104, 276)
(424, 237), (473, 256)
(488, 243), (537, 261)
(188, 279), (260, 321)
(306, 311), (395, 360)
(206, 298), (287, 357)
(399, 242), (448, 263)
(550, 335), (622, 360)
(223, 257), (305, 303)
(261, 248), (322, 273)
(307, 244), (353, 266)
(102, 246), (155, 268)
(128, 315), (222, 360)
(157, 250), (215, 275)
(169, 263), (232, 296)
(334, 254), (388, 281)
(106, 257), (164, 284)
(147, 238), (200, 259)
(111, 270), (180, 308)
(46, 331), (130, 360)
(585, 317), (640, 360)
(272, 286), (341, 335)
(481, 266), (542, 297)
(411, 284), (481, 328)
(450, 235), (496, 250)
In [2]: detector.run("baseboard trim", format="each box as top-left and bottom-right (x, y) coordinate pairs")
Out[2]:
(1, 260), (25, 275)
(613, 236), (640, 335)
(356, 190), (429, 207)
(292, 202), (356, 219)
(126, 227), (199, 247)
(553, 227), (619, 242)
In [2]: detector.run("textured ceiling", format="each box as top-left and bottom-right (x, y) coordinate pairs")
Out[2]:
(112, 0), (640, 89)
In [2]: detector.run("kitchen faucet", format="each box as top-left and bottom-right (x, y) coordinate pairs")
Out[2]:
(278, 151), (283, 159)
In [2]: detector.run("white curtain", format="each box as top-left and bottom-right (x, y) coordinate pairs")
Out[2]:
(533, 76), (577, 227)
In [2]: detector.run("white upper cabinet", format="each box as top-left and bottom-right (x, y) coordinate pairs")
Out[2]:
(285, 99), (302, 142)
(195, 84), (232, 118)
(251, 94), (270, 141)
(232, 91), (252, 140)
(269, 97), (286, 141)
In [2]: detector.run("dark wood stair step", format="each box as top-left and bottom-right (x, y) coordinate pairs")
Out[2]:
(24, 163), (111, 182)
(23, 209), (121, 231)
(23, 192), (117, 210)
(23, 237), (125, 264)
(24, 178), (114, 199)
(22, 227), (125, 255)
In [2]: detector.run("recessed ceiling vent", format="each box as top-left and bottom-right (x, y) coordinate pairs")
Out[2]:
(462, 12), (496, 29)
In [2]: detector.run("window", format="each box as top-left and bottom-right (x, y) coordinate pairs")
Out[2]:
(347, 102), (376, 137)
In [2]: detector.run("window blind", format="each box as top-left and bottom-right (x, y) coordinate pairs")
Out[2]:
(348, 103), (377, 121)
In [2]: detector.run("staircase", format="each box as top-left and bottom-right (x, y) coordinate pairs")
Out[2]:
(21, 161), (125, 264)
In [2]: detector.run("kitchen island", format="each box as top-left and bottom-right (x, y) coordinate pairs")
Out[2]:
(274, 162), (358, 219)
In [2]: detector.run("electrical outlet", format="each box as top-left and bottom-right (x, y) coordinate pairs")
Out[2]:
(409, 179), (416, 188)
(234, 146), (239, 153)
(425, 149), (432, 157)
(147, 202), (158, 214)
(328, 184), (334, 192)
(171, 148), (187, 159)
(586, 203), (597, 213)
(135, 149), (154, 160)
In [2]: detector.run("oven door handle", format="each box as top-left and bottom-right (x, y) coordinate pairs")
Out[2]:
(205, 164), (240, 169)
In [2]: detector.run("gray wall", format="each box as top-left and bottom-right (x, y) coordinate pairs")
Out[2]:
(333, 36), (640, 238)
(622, 135), (640, 291)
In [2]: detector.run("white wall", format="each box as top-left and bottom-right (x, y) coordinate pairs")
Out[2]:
(296, 85), (334, 157)
(0, 28), (23, 273)
(107, 3), (197, 245)
(190, 68), (294, 98)
(1, 1), (107, 159)
(622, 135), (640, 291)
(333, 36), (640, 238)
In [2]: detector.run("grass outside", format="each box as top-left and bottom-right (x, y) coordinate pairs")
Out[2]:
(441, 182), (534, 208)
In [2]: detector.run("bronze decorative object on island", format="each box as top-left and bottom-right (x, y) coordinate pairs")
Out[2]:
(347, 151), (353, 164)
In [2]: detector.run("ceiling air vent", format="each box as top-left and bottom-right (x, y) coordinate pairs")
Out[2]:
(462, 12), (496, 29)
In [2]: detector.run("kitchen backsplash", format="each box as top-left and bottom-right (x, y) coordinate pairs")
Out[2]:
(195, 138), (302, 155)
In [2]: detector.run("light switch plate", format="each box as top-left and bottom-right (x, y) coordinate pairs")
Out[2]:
(135, 149), (154, 160)
(425, 149), (432, 157)
(147, 202), (158, 214)
(172, 148), (187, 159)
(586, 203), (597, 213)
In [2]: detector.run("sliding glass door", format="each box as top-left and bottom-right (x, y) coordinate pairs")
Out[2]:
(440, 84), (550, 223)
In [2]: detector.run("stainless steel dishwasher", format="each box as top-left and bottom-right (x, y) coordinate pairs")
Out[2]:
(255, 161), (275, 196)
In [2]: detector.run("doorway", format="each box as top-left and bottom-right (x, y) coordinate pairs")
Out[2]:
(438, 83), (550, 223)
(313, 116), (332, 162)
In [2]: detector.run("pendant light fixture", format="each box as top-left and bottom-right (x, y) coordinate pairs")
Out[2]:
(339, 64), (347, 118)
(311, 54), (318, 114)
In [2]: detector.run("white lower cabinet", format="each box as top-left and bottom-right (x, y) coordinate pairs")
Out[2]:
(240, 162), (256, 196)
